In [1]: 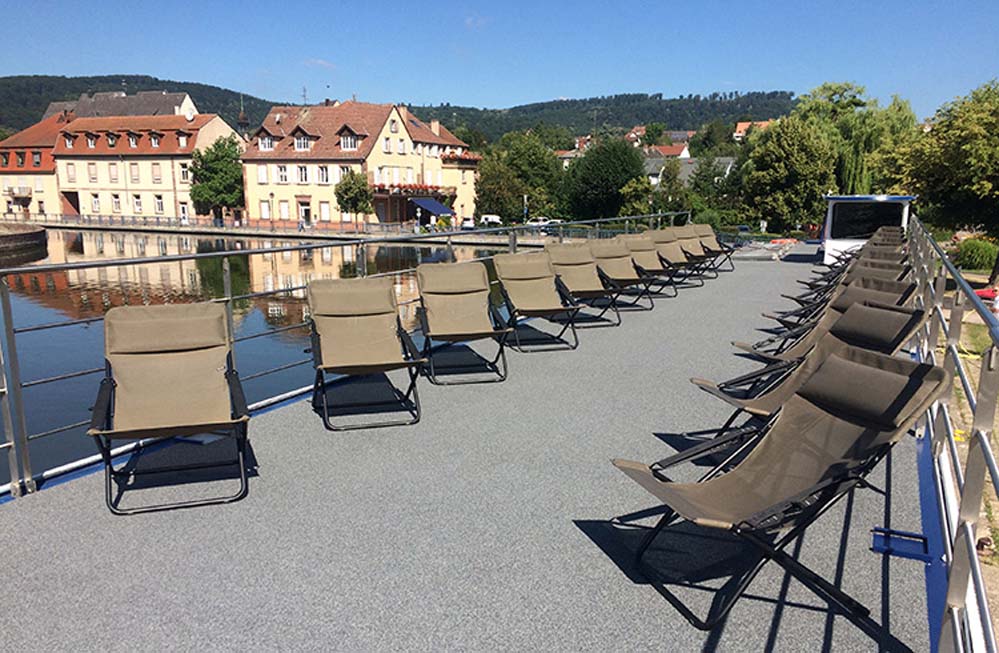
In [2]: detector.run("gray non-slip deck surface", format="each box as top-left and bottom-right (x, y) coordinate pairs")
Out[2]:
(2, 251), (931, 651)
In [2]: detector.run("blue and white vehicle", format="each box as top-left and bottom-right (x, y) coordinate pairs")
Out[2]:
(821, 194), (915, 264)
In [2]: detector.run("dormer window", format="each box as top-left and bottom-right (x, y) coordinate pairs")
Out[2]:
(128, 134), (138, 148)
(390, 119), (398, 133)
(87, 135), (96, 149)
(178, 134), (188, 147)
(341, 134), (358, 151)
(150, 135), (160, 148)
(64, 136), (73, 149)
(107, 134), (117, 147)
(259, 135), (274, 151)
(294, 135), (310, 151)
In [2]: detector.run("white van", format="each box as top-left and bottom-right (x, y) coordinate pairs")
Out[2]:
(821, 195), (915, 264)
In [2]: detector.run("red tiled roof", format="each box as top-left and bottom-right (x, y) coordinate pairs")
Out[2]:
(0, 113), (74, 150)
(733, 120), (773, 136)
(650, 143), (688, 157)
(244, 102), (468, 162)
(53, 114), (219, 156)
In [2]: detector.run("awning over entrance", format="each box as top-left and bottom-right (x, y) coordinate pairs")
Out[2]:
(409, 197), (454, 216)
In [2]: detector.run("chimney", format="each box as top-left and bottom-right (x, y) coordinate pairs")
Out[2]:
(398, 105), (409, 122)
(324, 98), (332, 106)
(430, 119), (440, 136)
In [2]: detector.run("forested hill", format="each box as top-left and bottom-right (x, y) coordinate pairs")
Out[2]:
(0, 75), (276, 133)
(408, 91), (796, 140)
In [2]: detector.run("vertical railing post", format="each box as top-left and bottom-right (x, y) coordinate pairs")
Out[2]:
(446, 235), (455, 263)
(0, 311), (21, 497)
(0, 277), (34, 494)
(357, 243), (367, 277)
(508, 229), (518, 254)
(222, 257), (236, 367)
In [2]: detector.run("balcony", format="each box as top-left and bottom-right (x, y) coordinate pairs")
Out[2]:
(4, 186), (32, 199)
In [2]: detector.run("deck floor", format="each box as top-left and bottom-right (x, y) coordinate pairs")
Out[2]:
(2, 248), (932, 651)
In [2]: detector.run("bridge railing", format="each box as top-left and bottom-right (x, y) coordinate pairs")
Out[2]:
(909, 218), (999, 653)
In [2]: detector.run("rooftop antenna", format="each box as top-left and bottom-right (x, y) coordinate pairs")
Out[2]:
(302, 86), (308, 105)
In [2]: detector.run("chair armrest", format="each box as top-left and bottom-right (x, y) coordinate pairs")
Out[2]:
(596, 266), (619, 289)
(650, 424), (761, 475)
(738, 471), (865, 532)
(554, 275), (578, 306)
(416, 304), (431, 337)
(497, 282), (518, 325)
(716, 359), (799, 389)
(89, 377), (114, 432)
(226, 370), (249, 418)
(398, 325), (423, 362)
(308, 320), (322, 368)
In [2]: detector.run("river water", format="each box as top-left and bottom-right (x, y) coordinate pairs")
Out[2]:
(2, 228), (504, 486)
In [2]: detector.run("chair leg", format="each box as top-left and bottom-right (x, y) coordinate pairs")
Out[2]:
(425, 337), (509, 385)
(508, 310), (581, 353)
(316, 367), (422, 430)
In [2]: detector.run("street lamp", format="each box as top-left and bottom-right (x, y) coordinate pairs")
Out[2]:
(269, 192), (275, 232)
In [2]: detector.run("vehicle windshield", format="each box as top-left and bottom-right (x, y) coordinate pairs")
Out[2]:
(829, 202), (905, 239)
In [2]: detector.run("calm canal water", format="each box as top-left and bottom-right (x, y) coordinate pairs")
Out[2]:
(1, 228), (504, 485)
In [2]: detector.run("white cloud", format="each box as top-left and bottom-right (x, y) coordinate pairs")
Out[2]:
(464, 13), (488, 30)
(304, 58), (336, 70)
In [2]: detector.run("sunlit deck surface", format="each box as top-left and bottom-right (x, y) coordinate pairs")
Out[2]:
(3, 247), (931, 651)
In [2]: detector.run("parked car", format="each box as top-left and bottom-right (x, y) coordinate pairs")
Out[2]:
(480, 214), (503, 227)
(526, 217), (551, 227)
(460, 217), (476, 230)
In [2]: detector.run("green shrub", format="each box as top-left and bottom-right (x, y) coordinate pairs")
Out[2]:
(693, 209), (722, 229)
(952, 238), (998, 270)
(788, 230), (807, 240)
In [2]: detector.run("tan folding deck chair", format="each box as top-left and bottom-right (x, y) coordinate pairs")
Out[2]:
(612, 348), (949, 636)
(493, 251), (581, 352)
(617, 234), (679, 297)
(546, 242), (623, 326)
(734, 277), (917, 362)
(692, 223), (736, 271)
(647, 229), (708, 286)
(307, 278), (425, 431)
(589, 239), (656, 310)
(87, 303), (250, 515)
(673, 224), (719, 277)
(416, 261), (512, 384)
(683, 301), (927, 459)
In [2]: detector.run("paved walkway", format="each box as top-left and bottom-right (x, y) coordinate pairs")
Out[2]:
(1, 250), (932, 651)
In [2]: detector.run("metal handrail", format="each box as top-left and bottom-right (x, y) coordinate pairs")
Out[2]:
(909, 218), (999, 653)
(0, 212), (687, 498)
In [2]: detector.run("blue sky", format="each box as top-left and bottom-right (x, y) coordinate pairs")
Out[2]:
(4, 1), (997, 119)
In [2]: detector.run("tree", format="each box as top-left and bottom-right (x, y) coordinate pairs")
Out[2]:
(742, 115), (836, 232)
(335, 170), (374, 215)
(689, 155), (722, 200)
(689, 120), (734, 156)
(564, 139), (644, 218)
(618, 177), (654, 216)
(644, 122), (665, 145)
(189, 134), (244, 221)
(499, 131), (561, 193)
(530, 122), (574, 150)
(475, 153), (526, 222)
(452, 125), (489, 150)
(652, 158), (690, 212)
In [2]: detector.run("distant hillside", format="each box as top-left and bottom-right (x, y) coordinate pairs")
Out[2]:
(409, 91), (796, 140)
(0, 75), (277, 133)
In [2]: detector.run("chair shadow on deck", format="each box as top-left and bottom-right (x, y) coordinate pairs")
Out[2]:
(105, 436), (259, 511)
(314, 372), (419, 423)
(511, 321), (577, 350)
(574, 486), (911, 652)
(424, 343), (503, 381)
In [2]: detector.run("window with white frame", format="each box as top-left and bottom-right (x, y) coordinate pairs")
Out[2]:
(398, 139), (405, 155)
(107, 134), (117, 147)
(259, 135), (274, 151)
(297, 165), (308, 183)
(178, 134), (188, 148)
(180, 163), (189, 182)
(340, 134), (357, 150)
(294, 135), (310, 151)
(461, 169), (467, 185)
(383, 137), (391, 153)
(279, 200), (289, 220)
(430, 145), (439, 157)
(152, 162), (162, 183)
(318, 165), (329, 184)
(111, 194), (121, 212)
(66, 162), (76, 182)
(392, 167), (399, 185)
(416, 143), (422, 155)
(64, 136), (73, 149)
(374, 168), (382, 185)
(87, 162), (97, 182)
(150, 135), (160, 148)
(320, 201), (330, 221)
(339, 165), (350, 180)
(132, 194), (142, 213)
(260, 199), (271, 220)
(129, 163), (139, 183)
(437, 170), (443, 185)
(128, 134), (138, 148)
(106, 162), (117, 183)
(277, 165), (288, 183)
(91, 194), (100, 212)
(390, 119), (398, 133)
(154, 194), (164, 214)
(34, 176), (43, 191)
(87, 135), (96, 149)
(257, 164), (268, 184)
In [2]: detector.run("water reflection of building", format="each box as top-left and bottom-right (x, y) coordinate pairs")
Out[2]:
(7, 229), (481, 332)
